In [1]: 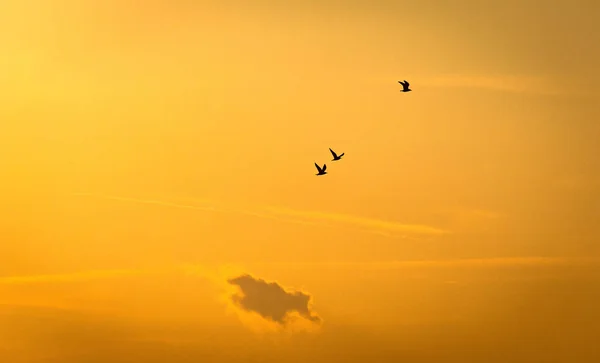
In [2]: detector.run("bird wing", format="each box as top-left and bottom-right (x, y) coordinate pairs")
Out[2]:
(314, 163), (323, 173)
(339, 152), (345, 158)
(322, 164), (327, 171)
(329, 148), (338, 158)
(404, 80), (410, 87)
(398, 80), (405, 85)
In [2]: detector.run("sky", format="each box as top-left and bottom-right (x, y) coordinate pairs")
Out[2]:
(1, 0), (599, 362)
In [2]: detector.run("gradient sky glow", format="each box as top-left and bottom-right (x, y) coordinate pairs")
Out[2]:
(1, 1), (600, 362)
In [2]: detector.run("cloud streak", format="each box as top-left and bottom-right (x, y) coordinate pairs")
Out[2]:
(71, 193), (321, 227)
(261, 206), (450, 236)
(0, 268), (150, 285)
(3, 256), (587, 287)
(71, 193), (447, 237)
(255, 256), (597, 270)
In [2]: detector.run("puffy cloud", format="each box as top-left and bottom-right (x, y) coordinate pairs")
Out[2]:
(227, 274), (320, 325)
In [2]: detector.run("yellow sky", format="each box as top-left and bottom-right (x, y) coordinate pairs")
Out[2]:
(1, 0), (599, 362)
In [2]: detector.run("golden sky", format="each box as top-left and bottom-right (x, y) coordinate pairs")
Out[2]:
(1, 0), (599, 362)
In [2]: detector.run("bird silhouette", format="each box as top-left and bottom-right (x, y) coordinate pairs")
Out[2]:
(329, 148), (345, 161)
(314, 163), (327, 176)
(398, 80), (412, 92)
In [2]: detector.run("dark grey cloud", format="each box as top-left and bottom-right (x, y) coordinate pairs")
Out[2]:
(227, 274), (321, 325)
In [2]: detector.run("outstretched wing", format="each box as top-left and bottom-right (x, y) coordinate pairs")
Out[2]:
(314, 162), (323, 173)
(398, 80), (405, 85)
(404, 80), (410, 87)
(339, 152), (345, 158)
(322, 164), (327, 172)
(329, 148), (338, 158)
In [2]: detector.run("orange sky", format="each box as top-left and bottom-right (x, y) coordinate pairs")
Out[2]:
(1, 1), (599, 362)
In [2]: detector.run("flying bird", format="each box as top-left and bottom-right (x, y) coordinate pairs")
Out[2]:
(398, 80), (412, 92)
(314, 163), (327, 176)
(329, 148), (345, 161)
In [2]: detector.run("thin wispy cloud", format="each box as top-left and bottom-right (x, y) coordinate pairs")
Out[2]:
(0, 268), (148, 285)
(71, 193), (448, 237)
(2, 257), (591, 287)
(261, 206), (450, 236)
(71, 193), (219, 213)
(256, 256), (595, 270)
(367, 256), (571, 269)
(0, 265), (229, 288)
(72, 192), (321, 227)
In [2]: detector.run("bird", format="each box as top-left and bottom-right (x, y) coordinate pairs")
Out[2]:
(329, 148), (345, 161)
(398, 80), (412, 92)
(314, 163), (327, 176)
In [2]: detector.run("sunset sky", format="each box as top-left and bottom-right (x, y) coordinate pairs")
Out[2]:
(1, 0), (599, 362)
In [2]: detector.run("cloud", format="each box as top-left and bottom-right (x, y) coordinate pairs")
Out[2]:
(255, 256), (593, 271)
(71, 193), (321, 228)
(261, 206), (450, 236)
(366, 256), (570, 269)
(71, 193), (220, 213)
(3, 277), (600, 363)
(0, 265), (322, 334)
(2, 257), (586, 288)
(227, 274), (321, 326)
(0, 268), (147, 285)
(0, 264), (245, 289)
(71, 193), (447, 237)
